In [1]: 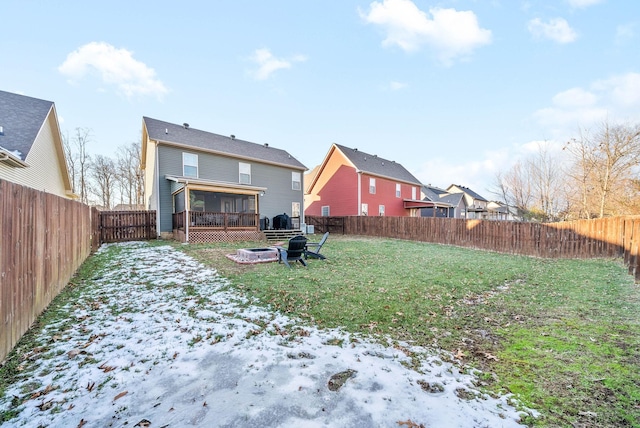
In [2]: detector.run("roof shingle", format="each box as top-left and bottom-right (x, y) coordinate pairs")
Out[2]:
(143, 117), (306, 170)
(0, 90), (54, 160)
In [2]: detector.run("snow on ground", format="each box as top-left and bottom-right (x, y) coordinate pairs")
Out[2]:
(0, 242), (530, 427)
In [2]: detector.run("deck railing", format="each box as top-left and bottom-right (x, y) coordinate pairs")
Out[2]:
(173, 211), (259, 230)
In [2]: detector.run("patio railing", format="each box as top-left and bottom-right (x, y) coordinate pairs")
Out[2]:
(173, 211), (259, 230)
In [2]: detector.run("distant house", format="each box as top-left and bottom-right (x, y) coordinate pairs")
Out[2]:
(141, 117), (307, 242)
(0, 90), (74, 198)
(446, 184), (489, 219)
(420, 185), (467, 218)
(486, 201), (520, 221)
(304, 144), (423, 217)
(112, 203), (145, 211)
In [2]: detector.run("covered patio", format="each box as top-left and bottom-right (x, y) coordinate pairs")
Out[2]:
(168, 175), (266, 243)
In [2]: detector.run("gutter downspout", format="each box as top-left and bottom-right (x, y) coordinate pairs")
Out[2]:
(357, 171), (362, 216)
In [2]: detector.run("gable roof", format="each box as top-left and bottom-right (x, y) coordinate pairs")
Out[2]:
(447, 184), (488, 202)
(0, 90), (54, 161)
(142, 117), (306, 171)
(422, 184), (465, 206)
(334, 144), (421, 185)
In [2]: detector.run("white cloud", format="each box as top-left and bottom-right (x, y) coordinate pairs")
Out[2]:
(58, 42), (168, 99)
(528, 18), (577, 43)
(615, 23), (636, 45)
(567, 0), (604, 8)
(414, 148), (510, 194)
(592, 72), (640, 107)
(390, 81), (408, 90)
(360, 0), (492, 65)
(249, 48), (307, 80)
(534, 72), (640, 137)
(551, 88), (597, 108)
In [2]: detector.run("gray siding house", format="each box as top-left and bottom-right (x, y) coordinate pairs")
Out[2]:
(141, 117), (307, 242)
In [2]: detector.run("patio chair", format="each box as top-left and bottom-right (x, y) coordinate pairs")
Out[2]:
(305, 232), (329, 260)
(276, 235), (308, 268)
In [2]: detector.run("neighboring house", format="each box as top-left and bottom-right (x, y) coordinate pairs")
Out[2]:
(486, 201), (520, 221)
(141, 117), (307, 242)
(112, 203), (145, 211)
(420, 184), (467, 218)
(304, 144), (423, 217)
(0, 90), (74, 198)
(446, 184), (489, 219)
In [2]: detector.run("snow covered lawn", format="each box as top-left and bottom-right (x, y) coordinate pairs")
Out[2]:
(0, 242), (529, 427)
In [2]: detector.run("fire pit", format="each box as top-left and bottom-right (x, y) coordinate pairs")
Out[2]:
(226, 247), (279, 264)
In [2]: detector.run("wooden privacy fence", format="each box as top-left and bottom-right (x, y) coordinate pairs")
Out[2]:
(305, 215), (640, 281)
(98, 210), (156, 244)
(1, 180), (93, 362)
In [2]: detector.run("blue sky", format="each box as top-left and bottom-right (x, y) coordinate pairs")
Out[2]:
(2, 0), (639, 195)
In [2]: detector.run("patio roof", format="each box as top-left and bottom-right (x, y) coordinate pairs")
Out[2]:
(403, 199), (452, 209)
(165, 175), (267, 193)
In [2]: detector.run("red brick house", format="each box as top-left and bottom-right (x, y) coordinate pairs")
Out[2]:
(304, 144), (424, 217)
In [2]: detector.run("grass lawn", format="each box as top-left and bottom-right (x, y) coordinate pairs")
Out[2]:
(180, 234), (640, 427)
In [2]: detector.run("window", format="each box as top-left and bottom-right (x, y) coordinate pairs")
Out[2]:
(292, 171), (301, 191)
(292, 202), (300, 217)
(321, 205), (330, 216)
(183, 153), (198, 178)
(369, 178), (376, 194)
(411, 186), (417, 200)
(361, 203), (368, 216)
(396, 183), (401, 198)
(239, 162), (251, 184)
(379, 205), (385, 216)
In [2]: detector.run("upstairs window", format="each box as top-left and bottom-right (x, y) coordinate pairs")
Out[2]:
(396, 183), (401, 198)
(369, 178), (376, 194)
(411, 186), (417, 200)
(239, 162), (251, 184)
(183, 153), (198, 178)
(292, 171), (301, 191)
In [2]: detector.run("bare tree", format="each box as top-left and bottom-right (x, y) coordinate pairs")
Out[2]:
(115, 142), (143, 208)
(526, 142), (565, 221)
(493, 142), (566, 222)
(64, 128), (93, 204)
(91, 155), (117, 209)
(492, 160), (533, 220)
(565, 121), (640, 218)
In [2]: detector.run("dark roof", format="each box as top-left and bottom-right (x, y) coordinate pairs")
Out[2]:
(422, 185), (464, 206)
(334, 144), (421, 185)
(422, 184), (449, 201)
(439, 192), (464, 206)
(449, 184), (488, 202)
(143, 117), (306, 170)
(0, 90), (54, 160)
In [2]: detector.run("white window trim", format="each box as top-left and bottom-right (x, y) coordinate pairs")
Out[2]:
(396, 183), (401, 198)
(361, 203), (368, 216)
(369, 178), (376, 194)
(292, 171), (301, 191)
(321, 205), (330, 216)
(239, 162), (251, 184)
(379, 205), (385, 216)
(183, 153), (198, 178)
